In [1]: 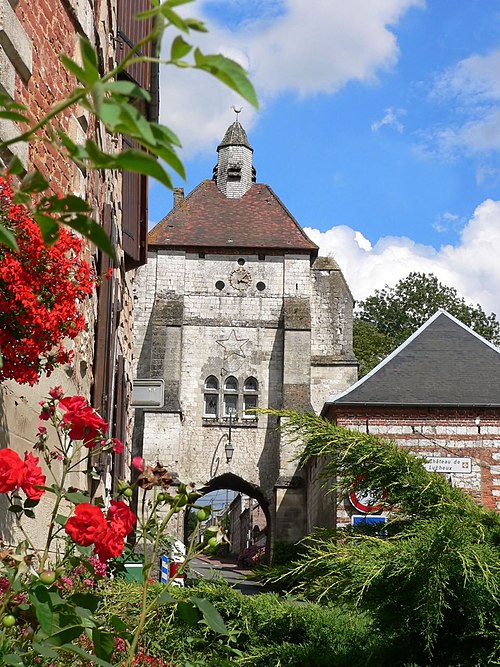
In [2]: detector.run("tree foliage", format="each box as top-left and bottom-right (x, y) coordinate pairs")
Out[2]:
(262, 410), (500, 666)
(354, 272), (500, 376)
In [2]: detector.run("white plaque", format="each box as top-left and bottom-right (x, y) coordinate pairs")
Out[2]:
(422, 456), (471, 474)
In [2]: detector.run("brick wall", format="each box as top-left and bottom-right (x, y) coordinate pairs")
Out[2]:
(327, 405), (500, 525)
(0, 0), (139, 547)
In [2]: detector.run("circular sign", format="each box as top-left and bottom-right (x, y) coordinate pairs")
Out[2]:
(349, 477), (387, 514)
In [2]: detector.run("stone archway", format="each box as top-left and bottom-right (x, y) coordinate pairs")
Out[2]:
(183, 472), (273, 561)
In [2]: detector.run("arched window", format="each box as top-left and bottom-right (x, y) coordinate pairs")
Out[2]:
(203, 375), (259, 422)
(243, 377), (258, 418)
(205, 376), (219, 390)
(204, 376), (219, 418)
(223, 376), (238, 416)
(224, 376), (238, 391)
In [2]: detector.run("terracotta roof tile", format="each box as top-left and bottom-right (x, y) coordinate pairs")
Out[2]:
(148, 181), (318, 253)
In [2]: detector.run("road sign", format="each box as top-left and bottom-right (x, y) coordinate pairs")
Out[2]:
(352, 515), (386, 527)
(349, 476), (387, 514)
(422, 456), (472, 474)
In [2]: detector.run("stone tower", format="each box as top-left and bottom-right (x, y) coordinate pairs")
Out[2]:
(133, 121), (357, 545)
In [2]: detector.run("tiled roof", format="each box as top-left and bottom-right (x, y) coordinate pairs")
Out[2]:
(325, 310), (500, 407)
(148, 181), (318, 253)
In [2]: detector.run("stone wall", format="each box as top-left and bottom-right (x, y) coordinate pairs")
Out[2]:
(134, 245), (357, 544)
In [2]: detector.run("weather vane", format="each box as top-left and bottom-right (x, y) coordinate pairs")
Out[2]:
(231, 106), (242, 121)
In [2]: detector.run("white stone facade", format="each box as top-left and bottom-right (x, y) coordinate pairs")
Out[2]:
(133, 247), (357, 543)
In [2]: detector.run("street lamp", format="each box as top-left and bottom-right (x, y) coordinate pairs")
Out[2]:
(225, 414), (234, 463)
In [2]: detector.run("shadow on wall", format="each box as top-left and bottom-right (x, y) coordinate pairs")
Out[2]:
(0, 389), (15, 544)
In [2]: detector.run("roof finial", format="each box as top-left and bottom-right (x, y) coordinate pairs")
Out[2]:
(231, 105), (242, 122)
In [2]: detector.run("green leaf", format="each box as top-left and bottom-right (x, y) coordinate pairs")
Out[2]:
(69, 592), (101, 613)
(150, 122), (181, 148)
(0, 223), (18, 251)
(3, 654), (25, 666)
(177, 600), (200, 626)
(76, 545), (93, 557)
(149, 125), (185, 179)
(155, 590), (176, 606)
(60, 55), (88, 83)
(65, 491), (90, 505)
(84, 139), (115, 168)
(184, 18), (208, 32)
(102, 81), (151, 101)
(7, 156), (24, 175)
(31, 642), (58, 659)
(24, 509), (35, 519)
(61, 216), (116, 259)
(20, 170), (49, 193)
(42, 194), (91, 214)
(33, 212), (60, 245)
(115, 149), (173, 189)
(117, 103), (156, 145)
(57, 129), (89, 161)
(59, 643), (114, 667)
(8, 504), (23, 513)
(91, 81), (105, 116)
(190, 596), (228, 635)
(171, 35), (192, 61)
(109, 614), (129, 634)
(29, 584), (54, 635)
(23, 498), (40, 508)
(0, 110), (30, 122)
(159, 4), (189, 31)
(46, 623), (84, 646)
(99, 100), (122, 129)
(194, 50), (258, 108)
(92, 628), (115, 661)
(79, 37), (99, 85)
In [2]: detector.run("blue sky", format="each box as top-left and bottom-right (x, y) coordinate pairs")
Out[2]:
(151, 0), (500, 317)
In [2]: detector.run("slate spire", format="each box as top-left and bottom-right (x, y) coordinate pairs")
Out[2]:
(213, 120), (256, 198)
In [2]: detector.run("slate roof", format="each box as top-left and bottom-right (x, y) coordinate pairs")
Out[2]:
(217, 121), (253, 151)
(148, 180), (318, 253)
(325, 310), (500, 408)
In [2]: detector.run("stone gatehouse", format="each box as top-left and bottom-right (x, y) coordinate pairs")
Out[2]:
(132, 120), (357, 545)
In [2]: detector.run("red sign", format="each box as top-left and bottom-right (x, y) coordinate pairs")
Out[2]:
(349, 477), (387, 514)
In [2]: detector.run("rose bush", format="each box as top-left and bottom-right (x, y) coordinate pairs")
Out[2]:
(0, 388), (225, 667)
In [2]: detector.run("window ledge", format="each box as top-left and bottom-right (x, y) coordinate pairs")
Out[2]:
(202, 417), (258, 428)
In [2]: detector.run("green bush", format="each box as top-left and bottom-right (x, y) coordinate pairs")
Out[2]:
(95, 578), (387, 666)
(271, 539), (307, 566)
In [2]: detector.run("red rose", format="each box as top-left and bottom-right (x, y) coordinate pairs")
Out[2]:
(111, 438), (124, 454)
(59, 395), (108, 447)
(65, 503), (107, 546)
(49, 386), (64, 399)
(107, 500), (136, 537)
(0, 449), (24, 494)
(132, 456), (144, 472)
(20, 452), (46, 500)
(93, 528), (125, 562)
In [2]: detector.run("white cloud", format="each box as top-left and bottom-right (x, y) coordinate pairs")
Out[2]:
(433, 49), (500, 104)
(371, 107), (406, 133)
(432, 211), (462, 234)
(304, 198), (500, 318)
(423, 48), (500, 157)
(159, 0), (423, 155)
